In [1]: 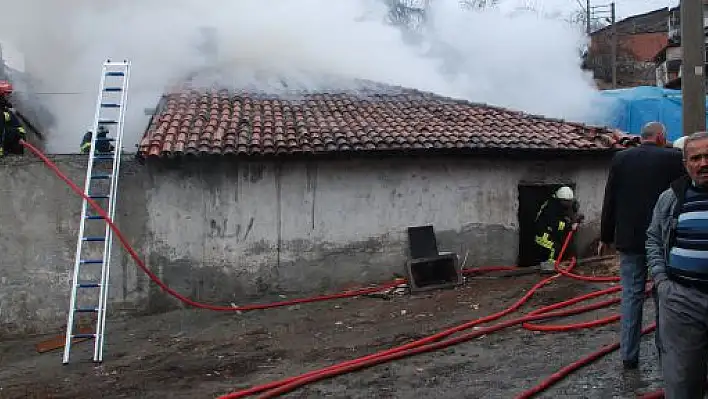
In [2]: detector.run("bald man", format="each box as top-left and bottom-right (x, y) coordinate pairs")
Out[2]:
(600, 121), (686, 370)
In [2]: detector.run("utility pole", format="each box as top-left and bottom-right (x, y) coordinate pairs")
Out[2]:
(681, 0), (706, 135)
(590, 3), (617, 87)
(586, 0), (592, 34)
(610, 2), (617, 88)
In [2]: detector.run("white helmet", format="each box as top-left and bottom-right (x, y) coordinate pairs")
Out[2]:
(555, 186), (574, 200)
(673, 136), (687, 151)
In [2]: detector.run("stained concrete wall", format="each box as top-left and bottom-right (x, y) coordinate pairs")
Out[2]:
(0, 155), (150, 337)
(0, 154), (611, 336)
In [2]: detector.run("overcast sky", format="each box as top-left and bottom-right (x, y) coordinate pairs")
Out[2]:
(499, 0), (678, 20)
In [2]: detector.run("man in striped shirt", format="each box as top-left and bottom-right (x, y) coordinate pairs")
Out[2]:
(647, 131), (708, 398)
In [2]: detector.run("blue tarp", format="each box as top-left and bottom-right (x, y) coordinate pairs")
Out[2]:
(597, 86), (708, 142)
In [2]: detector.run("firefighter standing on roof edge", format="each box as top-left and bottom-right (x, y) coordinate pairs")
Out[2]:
(532, 186), (584, 267)
(0, 81), (26, 157)
(80, 125), (114, 154)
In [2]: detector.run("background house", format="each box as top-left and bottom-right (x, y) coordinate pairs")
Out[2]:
(0, 83), (635, 337)
(654, 2), (708, 90)
(654, 40), (683, 88)
(587, 8), (670, 88)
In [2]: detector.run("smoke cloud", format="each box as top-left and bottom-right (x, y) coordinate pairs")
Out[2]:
(0, 0), (604, 154)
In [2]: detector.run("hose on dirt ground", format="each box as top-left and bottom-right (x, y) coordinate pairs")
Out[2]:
(224, 233), (663, 399)
(20, 141), (662, 398)
(218, 230), (632, 399)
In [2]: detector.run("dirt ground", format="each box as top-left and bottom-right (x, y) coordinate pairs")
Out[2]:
(0, 258), (663, 399)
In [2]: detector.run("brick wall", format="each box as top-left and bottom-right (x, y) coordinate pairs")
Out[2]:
(588, 31), (668, 86)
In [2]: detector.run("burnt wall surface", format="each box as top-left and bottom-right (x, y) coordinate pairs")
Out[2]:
(0, 154), (611, 336)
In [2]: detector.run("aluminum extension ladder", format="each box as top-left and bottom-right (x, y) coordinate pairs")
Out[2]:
(63, 60), (131, 364)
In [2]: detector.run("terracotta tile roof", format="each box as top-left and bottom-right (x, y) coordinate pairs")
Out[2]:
(137, 85), (634, 159)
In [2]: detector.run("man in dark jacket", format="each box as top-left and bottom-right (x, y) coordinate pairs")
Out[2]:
(599, 121), (686, 370)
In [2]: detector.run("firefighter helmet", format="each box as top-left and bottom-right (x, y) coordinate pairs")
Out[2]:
(554, 186), (574, 201)
(0, 80), (13, 96)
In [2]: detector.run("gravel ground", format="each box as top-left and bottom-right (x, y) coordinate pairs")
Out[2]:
(0, 260), (663, 399)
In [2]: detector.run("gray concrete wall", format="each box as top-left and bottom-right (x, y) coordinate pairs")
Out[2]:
(0, 154), (611, 337)
(0, 155), (149, 337)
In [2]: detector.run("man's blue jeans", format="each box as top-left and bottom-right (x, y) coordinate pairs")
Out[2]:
(619, 252), (659, 364)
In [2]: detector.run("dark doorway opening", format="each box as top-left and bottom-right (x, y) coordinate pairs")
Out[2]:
(517, 182), (576, 267)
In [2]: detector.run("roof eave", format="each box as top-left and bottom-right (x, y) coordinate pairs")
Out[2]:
(136, 146), (619, 167)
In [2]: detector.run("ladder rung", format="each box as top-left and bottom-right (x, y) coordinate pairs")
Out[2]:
(104, 87), (123, 92)
(93, 155), (115, 161)
(77, 282), (101, 288)
(86, 215), (105, 220)
(98, 120), (118, 125)
(75, 307), (98, 313)
(101, 103), (121, 108)
(95, 137), (116, 142)
(73, 333), (96, 339)
(105, 71), (125, 77)
(89, 195), (109, 199)
(80, 259), (103, 265)
(82, 236), (106, 242)
(90, 174), (111, 180)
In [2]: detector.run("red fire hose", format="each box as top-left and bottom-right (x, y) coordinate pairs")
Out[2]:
(219, 230), (660, 398)
(20, 140), (418, 310)
(19, 140), (662, 398)
(217, 229), (625, 398)
(517, 324), (657, 399)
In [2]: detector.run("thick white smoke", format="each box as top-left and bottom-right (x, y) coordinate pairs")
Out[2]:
(0, 0), (603, 154)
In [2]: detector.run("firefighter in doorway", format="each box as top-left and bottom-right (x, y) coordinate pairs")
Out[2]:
(532, 186), (584, 267)
(0, 81), (26, 157)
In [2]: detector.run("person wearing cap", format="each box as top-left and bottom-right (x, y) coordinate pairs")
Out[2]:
(0, 82), (26, 157)
(599, 121), (686, 370)
(532, 185), (584, 267)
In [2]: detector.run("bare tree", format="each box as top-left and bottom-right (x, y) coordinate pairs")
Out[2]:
(384, 0), (428, 31)
(384, 0), (501, 31)
(459, 0), (499, 10)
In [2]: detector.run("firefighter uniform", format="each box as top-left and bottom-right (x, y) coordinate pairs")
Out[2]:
(79, 131), (92, 154)
(80, 126), (114, 154)
(0, 100), (26, 157)
(532, 186), (583, 265)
